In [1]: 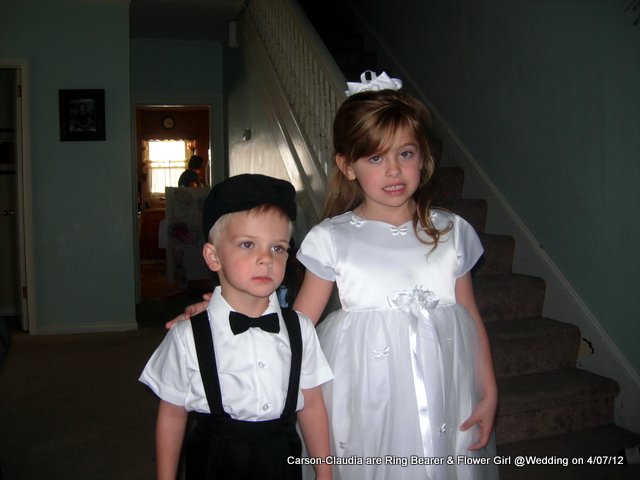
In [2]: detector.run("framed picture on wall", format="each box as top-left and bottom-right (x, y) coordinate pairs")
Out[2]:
(58, 89), (105, 141)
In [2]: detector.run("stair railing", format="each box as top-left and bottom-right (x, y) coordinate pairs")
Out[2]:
(247, 0), (346, 185)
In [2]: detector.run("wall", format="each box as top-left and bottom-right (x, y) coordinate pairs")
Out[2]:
(0, 0), (135, 333)
(225, 66), (312, 241)
(223, 23), (290, 180)
(223, 13), (321, 241)
(130, 39), (225, 185)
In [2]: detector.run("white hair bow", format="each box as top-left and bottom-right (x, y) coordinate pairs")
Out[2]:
(345, 70), (403, 96)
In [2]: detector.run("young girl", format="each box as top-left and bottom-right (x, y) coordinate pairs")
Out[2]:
(175, 74), (498, 479)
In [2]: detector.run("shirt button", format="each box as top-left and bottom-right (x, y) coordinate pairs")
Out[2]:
(258, 360), (266, 369)
(261, 403), (270, 412)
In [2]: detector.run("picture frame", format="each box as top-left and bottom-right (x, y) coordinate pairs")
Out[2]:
(58, 89), (105, 141)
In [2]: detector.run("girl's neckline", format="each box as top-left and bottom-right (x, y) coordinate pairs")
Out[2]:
(350, 211), (413, 228)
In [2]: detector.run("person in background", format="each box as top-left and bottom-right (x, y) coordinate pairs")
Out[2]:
(178, 155), (206, 188)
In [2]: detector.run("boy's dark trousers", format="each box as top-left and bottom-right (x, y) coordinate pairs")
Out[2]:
(186, 310), (303, 480)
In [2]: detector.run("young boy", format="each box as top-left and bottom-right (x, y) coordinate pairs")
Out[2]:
(140, 174), (333, 480)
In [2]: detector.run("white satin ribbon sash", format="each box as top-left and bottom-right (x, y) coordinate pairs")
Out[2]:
(388, 287), (447, 480)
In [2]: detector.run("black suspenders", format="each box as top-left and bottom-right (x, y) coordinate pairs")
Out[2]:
(281, 309), (303, 418)
(190, 309), (303, 418)
(190, 311), (225, 416)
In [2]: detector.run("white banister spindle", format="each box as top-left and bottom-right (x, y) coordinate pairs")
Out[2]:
(247, 0), (346, 184)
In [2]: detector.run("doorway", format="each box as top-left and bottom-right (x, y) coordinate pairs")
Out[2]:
(134, 105), (213, 305)
(0, 63), (33, 332)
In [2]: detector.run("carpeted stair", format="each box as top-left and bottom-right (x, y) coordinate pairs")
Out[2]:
(431, 165), (624, 442)
(432, 163), (640, 478)
(296, 0), (640, 476)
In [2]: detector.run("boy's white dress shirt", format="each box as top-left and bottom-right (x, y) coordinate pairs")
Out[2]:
(139, 287), (333, 421)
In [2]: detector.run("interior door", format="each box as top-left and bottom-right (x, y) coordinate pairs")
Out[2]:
(0, 68), (21, 324)
(0, 66), (28, 331)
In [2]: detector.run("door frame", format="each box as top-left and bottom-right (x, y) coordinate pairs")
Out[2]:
(130, 95), (224, 303)
(1, 58), (36, 332)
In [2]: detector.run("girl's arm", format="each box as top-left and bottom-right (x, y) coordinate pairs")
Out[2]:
(298, 386), (332, 479)
(165, 295), (211, 329)
(455, 273), (498, 451)
(155, 400), (188, 480)
(292, 270), (335, 325)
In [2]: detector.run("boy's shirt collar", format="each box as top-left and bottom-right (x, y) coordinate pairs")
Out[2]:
(208, 286), (281, 333)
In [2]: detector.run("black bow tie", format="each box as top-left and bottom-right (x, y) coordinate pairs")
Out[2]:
(229, 311), (280, 335)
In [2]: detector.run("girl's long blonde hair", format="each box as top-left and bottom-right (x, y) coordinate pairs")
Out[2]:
(322, 89), (450, 244)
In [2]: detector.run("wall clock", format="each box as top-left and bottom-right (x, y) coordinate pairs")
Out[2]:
(161, 116), (175, 129)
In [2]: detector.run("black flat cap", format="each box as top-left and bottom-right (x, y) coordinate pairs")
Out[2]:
(202, 174), (297, 236)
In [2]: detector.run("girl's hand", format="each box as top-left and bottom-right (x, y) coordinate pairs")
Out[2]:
(164, 294), (211, 329)
(455, 273), (498, 451)
(460, 391), (498, 451)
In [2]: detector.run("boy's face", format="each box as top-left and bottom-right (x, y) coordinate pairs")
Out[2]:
(203, 208), (290, 315)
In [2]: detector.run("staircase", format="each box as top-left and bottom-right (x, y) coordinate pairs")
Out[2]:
(433, 167), (623, 444)
(432, 168), (640, 478)
(295, 0), (640, 477)
(434, 167), (637, 446)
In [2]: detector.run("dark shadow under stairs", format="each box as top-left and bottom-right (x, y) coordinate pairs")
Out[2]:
(297, 0), (640, 477)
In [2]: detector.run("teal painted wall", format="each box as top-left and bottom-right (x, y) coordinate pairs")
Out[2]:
(130, 39), (225, 184)
(0, 0), (135, 332)
(350, 0), (640, 372)
(130, 39), (223, 100)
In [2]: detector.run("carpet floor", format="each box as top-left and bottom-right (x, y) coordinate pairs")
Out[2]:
(0, 325), (165, 480)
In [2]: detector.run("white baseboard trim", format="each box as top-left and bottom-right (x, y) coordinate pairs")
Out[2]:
(34, 321), (138, 335)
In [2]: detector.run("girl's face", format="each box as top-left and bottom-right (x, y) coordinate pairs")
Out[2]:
(338, 126), (421, 220)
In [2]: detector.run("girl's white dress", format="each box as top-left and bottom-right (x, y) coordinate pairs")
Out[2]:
(297, 210), (498, 480)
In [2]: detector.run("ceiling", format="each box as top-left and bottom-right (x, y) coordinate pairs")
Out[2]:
(129, 0), (246, 42)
